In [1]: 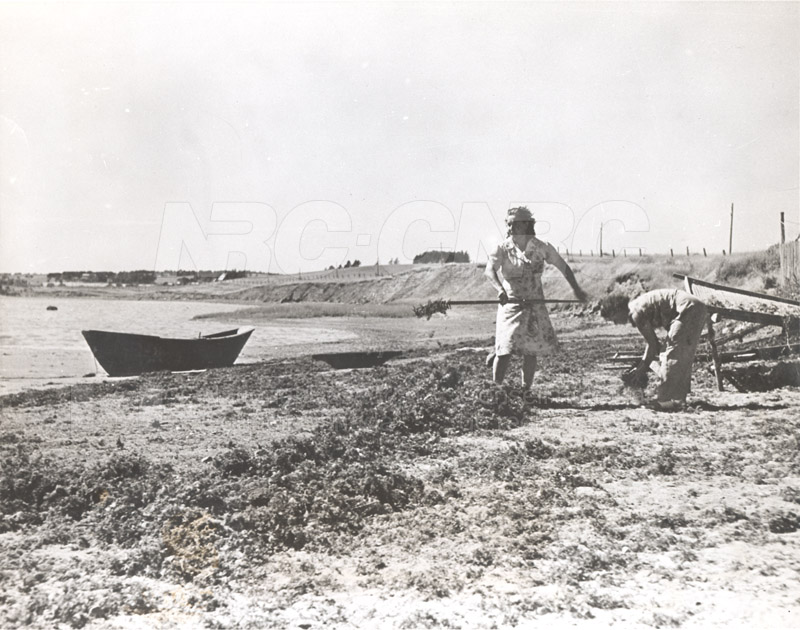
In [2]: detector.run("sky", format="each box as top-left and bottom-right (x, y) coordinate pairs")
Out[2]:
(0, 1), (798, 274)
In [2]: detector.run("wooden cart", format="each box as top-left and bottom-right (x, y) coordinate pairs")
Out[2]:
(675, 274), (800, 391)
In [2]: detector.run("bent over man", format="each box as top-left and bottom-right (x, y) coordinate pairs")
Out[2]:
(601, 289), (708, 410)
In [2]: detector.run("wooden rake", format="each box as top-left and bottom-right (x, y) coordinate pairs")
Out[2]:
(413, 298), (582, 319)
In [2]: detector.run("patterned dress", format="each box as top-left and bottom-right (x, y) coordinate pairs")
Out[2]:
(488, 237), (561, 356)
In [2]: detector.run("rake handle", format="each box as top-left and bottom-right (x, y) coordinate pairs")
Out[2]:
(447, 299), (582, 305)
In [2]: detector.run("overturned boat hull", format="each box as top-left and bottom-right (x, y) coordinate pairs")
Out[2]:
(82, 327), (255, 376)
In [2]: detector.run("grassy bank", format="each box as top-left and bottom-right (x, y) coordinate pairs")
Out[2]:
(7, 248), (787, 309)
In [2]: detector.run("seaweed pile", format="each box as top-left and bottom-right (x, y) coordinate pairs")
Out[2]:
(3, 336), (799, 628)
(1, 351), (567, 626)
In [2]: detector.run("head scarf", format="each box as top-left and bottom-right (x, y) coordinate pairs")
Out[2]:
(505, 206), (535, 237)
(505, 206), (534, 226)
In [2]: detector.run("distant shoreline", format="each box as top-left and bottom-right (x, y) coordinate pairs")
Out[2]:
(0, 249), (789, 308)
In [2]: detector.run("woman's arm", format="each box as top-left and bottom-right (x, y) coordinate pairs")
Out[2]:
(484, 249), (508, 303)
(545, 245), (588, 301)
(561, 264), (588, 302)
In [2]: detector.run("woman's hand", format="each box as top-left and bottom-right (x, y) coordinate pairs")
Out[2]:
(573, 286), (589, 302)
(498, 290), (509, 305)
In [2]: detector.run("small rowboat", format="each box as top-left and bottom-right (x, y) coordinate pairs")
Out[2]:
(312, 351), (402, 369)
(81, 327), (255, 376)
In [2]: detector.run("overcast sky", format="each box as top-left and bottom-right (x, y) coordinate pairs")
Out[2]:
(1, 1), (798, 273)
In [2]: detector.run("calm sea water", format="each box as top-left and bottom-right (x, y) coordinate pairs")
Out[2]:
(0, 297), (356, 394)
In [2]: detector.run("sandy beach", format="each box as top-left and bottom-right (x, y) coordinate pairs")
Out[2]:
(2, 305), (799, 629)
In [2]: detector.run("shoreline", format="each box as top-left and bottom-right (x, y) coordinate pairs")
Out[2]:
(0, 307), (600, 397)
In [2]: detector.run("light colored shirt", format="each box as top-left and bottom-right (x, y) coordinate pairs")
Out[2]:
(628, 289), (701, 331)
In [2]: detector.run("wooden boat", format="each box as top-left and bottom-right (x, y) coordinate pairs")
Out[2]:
(312, 350), (402, 369)
(81, 327), (255, 376)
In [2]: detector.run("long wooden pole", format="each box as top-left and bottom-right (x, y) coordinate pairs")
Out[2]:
(447, 299), (582, 305)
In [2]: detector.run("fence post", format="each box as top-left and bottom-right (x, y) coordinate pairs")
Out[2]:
(703, 247), (707, 257)
(612, 249), (616, 257)
(670, 248), (674, 257)
(686, 246), (690, 256)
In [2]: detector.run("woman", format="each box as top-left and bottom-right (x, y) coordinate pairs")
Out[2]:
(484, 206), (587, 391)
(600, 289), (708, 410)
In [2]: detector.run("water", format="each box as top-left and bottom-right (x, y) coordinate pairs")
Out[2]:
(0, 297), (356, 394)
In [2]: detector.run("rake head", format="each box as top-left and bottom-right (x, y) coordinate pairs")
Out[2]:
(413, 299), (452, 319)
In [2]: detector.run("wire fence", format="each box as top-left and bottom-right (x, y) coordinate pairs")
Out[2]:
(557, 246), (735, 261)
(222, 247), (759, 286)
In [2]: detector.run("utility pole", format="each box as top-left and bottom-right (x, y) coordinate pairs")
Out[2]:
(729, 203), (734, 255)
(781, 212), (786, 244)
(599, 223), (604, 257)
